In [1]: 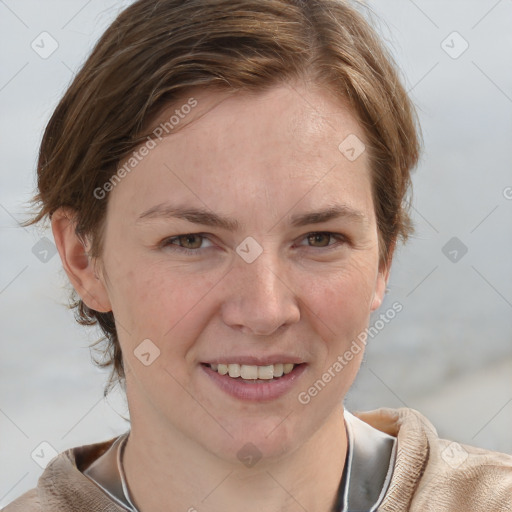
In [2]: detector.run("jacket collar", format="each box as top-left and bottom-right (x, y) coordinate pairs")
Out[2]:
(33, 408), (431, 512)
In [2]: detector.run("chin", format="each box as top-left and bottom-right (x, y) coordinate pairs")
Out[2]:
(213, 416), (303, 464)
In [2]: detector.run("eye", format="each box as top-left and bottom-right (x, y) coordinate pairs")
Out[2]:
(299, 232), (347, 249)
(160, 231), (347, 256)
(161, 233), (213, 254)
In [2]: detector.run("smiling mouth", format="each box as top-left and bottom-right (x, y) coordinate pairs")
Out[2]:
(202, 362), (299, 381)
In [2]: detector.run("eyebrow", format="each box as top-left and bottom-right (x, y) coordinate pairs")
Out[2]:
(136, 203), (365, 230)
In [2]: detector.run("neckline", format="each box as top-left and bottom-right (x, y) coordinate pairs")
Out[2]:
(85, 411), (396, 512)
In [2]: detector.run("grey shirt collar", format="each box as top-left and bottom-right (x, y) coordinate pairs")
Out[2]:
(340, 410), (397, 512)
(83, 433), (133, 511)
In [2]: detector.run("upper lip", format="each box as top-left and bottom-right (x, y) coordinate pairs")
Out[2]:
(202, 355), (305, 366)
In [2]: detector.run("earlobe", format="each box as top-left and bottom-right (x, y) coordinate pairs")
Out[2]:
(51, 208), (112, 313)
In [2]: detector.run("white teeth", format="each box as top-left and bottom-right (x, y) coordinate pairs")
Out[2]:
(283, 363), (294, 374)
(240, 365), (258, 379)
(257, 365), (274, 380)
(273, 363), (284, 377)
(228, 364), (241, 378)
(209, 362), (297, 379)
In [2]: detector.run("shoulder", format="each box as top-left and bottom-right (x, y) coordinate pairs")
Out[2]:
(353, 407), (512, 511)
(2, 488), (40, 511)
(415, 430), (512, 511)
(2, 435), (127, 512)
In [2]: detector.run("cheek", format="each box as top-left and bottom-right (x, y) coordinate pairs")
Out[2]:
(302, 258), (377, 340)
(297, 262), (375, 404)
(105, 257), (216, 348)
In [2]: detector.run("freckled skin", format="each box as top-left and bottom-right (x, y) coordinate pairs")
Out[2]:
(82, 82), (389, 511)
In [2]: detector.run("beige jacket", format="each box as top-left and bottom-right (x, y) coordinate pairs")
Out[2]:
(3, 408), (512, 511)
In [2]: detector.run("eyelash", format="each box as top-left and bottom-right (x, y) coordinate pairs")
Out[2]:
(160, 232), (348, 255)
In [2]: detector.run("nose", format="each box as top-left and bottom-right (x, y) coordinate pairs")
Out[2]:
(220, 249), (301, 336)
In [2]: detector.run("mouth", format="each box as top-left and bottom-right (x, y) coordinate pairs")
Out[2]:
(202, 362), (297, 382)
(200, 362), (307, 401)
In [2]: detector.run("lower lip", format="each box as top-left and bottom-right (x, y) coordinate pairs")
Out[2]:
(200, 363), (307, 402)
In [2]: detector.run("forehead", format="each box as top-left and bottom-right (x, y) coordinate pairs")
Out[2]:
(145, 82), (365, 164)
(107, 82), (373, 224)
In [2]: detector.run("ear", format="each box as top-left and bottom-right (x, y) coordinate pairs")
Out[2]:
(370, 242), (395, 312)
(370, 264), (390, 312)
(51, 208), (112, 313)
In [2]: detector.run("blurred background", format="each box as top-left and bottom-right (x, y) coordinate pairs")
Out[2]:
(1, 0), (511, 505)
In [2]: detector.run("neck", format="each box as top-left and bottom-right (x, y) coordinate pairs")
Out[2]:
(123, 404), (347, 512)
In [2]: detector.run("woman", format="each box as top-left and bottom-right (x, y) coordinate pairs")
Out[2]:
(5, 0), (511, 511)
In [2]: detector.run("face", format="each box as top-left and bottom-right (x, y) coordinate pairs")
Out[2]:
(85, 82), (388, 463)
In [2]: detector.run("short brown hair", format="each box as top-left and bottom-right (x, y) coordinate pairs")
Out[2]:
(25, 0), (421, 392)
